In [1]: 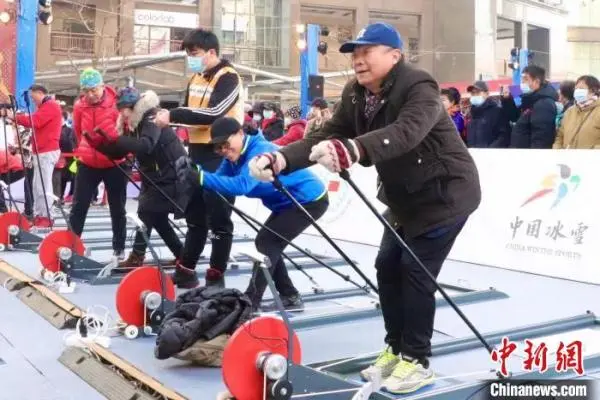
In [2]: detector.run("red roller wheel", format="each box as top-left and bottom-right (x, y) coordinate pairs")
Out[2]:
(38, 230), (85, 273)
(0, 211), (31, 246)
(116, 266), (176, 327)
(222, 315), (302, 400)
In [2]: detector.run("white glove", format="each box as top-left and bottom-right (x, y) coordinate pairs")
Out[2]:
(308, 138), (360, 173)
(248, 152), (287, 182)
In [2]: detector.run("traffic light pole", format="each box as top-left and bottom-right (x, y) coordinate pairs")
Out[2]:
(511, 47), (529, 86)
(299, 24), (320, 118)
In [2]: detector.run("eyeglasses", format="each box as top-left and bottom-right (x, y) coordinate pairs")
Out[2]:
(213, 139), (232, 154)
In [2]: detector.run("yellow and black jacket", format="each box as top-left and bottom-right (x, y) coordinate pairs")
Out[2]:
(170, 60), (244, 144)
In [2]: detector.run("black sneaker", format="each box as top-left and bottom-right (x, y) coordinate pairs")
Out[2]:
(261, 294), (304, 313)
(172, 263), (199, 289)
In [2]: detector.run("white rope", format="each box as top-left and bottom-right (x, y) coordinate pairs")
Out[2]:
(62, 305), (126, 349)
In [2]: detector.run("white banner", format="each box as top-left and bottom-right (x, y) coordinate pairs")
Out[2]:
(449, 149), (600, 284)
(233, 149), (600, 285)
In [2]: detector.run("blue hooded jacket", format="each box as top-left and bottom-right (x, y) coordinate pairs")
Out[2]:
(202, 133), (326, 212)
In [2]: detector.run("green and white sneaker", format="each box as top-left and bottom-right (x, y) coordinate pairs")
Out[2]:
(381, 357), (435, 394)
(359, 346), (399, 383)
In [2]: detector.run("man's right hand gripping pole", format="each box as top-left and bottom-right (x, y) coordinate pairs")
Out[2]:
(248, 151), (287, 182)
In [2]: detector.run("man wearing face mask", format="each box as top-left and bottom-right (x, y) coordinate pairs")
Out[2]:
(153, 28), (244, 287)
(509, 65), (558, 148)
(465, 81), (510, 148)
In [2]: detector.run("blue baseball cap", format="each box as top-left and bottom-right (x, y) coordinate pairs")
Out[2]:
(339, 22), (403, 54)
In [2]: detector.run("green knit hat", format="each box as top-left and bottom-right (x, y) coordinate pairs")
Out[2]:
(79, 68), (103, 89)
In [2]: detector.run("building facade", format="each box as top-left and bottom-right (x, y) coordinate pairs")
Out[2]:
(34, 0), (570, 98)
(566, 0), (600, 79)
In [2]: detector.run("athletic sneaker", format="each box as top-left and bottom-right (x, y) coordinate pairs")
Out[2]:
(359, 346), (399, 383)
(381, 356), (434, 394)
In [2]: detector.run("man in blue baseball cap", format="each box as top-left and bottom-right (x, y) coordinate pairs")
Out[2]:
(248, 22), (481, 394)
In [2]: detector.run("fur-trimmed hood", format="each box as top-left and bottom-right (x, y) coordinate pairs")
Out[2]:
(117, 90), (160, 135)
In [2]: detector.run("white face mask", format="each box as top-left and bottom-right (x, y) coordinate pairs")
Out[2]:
(253, 114), (262, 122)
(574, 88), (589, 104)
(284, 117), (292, 126)
(263, 110), (274, 119)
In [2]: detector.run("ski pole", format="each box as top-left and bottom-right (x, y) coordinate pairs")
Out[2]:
(135, 159), (366, 294)
(222, 197), (324, 294)
(271, 176), (378, 294)
(213, 190), (373, 295)
(338, 169), (496, 357)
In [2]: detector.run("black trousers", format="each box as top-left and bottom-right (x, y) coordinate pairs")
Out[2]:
(181, 144), (235, 272)
(131, 211), (183, 259)
(68, 164), (128, 251)
(376, 218), (465, 360)
(246, 195), (329, 305)
(0, 170), (25, 213)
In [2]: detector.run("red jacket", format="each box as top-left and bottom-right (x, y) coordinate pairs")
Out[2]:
(15, 97), (61, 154)
(72, 86), (123, 168)
(0, 150), (24, 174)
(274, 120), (307, 146)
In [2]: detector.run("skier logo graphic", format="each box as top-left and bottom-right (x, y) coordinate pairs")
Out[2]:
(521, 164), (581, 209)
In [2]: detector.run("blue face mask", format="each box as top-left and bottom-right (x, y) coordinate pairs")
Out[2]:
(187, 56), (206, 73)
(520, 83), (531, 94)
(555, 101), (564, 114)
(470, 96), (484, 106)
(574, 88), (589, 104)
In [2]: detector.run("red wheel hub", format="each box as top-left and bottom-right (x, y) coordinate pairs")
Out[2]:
(38, 230), (85, 273)
(115, 266), (175, 327)
(222, 315), (301, 400)
(0, 211), (31, 246)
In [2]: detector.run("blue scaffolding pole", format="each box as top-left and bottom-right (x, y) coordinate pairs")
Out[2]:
(299, 24), (320, 118)
(16, 0), (37, 110)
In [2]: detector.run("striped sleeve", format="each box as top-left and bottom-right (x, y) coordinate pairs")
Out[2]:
(169, 73), (240, 126)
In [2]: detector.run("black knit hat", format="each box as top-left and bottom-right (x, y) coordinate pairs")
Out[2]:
(210, 117), (242, 145)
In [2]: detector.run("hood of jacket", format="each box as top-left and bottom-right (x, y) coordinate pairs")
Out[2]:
(117, 90), (160, 135)
(521, 83), (558, 109)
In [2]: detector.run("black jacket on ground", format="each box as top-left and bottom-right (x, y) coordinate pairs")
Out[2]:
(96, 90), (189, 215)
(279, 61), (481, 237)
(154, 287), (253, 360)
(467, 98), (510, 148)
(510, 83), (558, 149)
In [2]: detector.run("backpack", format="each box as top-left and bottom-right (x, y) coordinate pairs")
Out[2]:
(59, 125), (76, 153)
